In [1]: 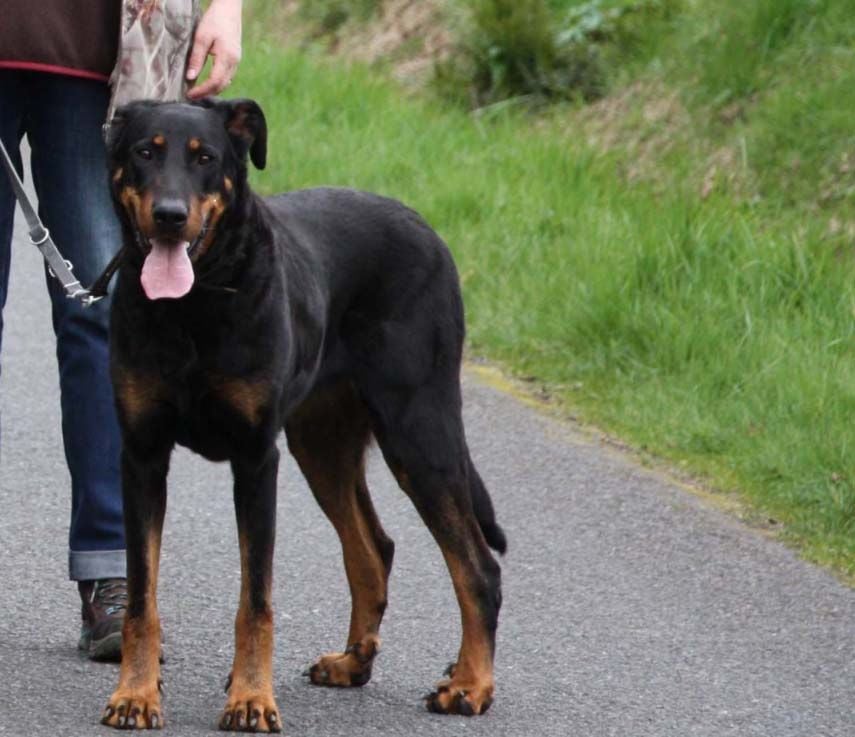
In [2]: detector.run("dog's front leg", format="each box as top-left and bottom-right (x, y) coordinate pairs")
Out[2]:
(220, 447), (281, 733)
(102, 446), (169, 730)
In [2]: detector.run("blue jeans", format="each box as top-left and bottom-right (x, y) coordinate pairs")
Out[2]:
(0, 71), (125, 581)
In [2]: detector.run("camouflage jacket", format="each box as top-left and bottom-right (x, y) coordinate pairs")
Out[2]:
(107, 0), (201, 124)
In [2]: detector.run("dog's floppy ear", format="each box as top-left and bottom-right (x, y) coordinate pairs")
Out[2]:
(211, 98), (268, 170)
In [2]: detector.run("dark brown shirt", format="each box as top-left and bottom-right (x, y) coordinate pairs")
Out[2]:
(0, 1), (121, 81)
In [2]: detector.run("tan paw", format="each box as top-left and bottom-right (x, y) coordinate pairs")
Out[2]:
(101, 686), (163, 729)
(219, 688), (281, 733)
(424, 665), (494, 716)
(305, 633), (380, 687)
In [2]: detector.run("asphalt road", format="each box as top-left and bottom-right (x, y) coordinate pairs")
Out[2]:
(1, 164), (854, 737)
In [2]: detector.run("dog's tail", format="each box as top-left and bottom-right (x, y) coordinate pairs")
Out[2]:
(468, 457), (507, 555)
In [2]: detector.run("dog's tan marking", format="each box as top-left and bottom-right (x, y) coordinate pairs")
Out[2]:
(112, 167), (124, 183)
(152, 134), (165, 147)
(297, 463), (388, 687)
(188, 137), (201, 152)
(120, 186), (156, 236)
(220, 531), (280, 732)
(210, 375), (271, 426)
(393, 470), (496, 716)
(102, 527), (164, 729)
(426, 553), (495, 715)
(287, 384), (392, 688)
(227, 106), (254, 143)
(114, 370), (169, 426)
(186, 192), (227, 260)
(224, 176), (233, 193)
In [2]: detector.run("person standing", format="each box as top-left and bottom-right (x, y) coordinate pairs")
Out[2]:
(0, 0), (243, 660)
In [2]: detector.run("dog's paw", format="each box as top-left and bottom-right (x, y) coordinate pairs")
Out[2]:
(424, 666), (494, 716)
(101, 687), (163, 729)
(219, 690), (281, 733)
(303, 633), (380, 687)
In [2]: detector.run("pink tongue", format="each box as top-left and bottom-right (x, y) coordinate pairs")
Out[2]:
(141, 238), (194, 299)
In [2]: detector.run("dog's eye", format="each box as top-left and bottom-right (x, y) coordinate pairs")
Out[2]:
(136, 148), (153, 161)
(198, 153), (214, 165)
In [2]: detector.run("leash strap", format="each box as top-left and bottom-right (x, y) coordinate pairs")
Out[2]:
(87, 246), (125, 300)
(0, 136), (109, 307)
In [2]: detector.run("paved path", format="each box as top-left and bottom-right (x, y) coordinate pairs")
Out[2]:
(1, 163), (854, 736)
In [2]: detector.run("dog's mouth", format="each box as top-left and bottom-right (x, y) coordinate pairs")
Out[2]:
(134, 220), (210, 301)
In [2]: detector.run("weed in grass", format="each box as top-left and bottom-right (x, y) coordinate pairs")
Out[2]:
(556, 0), (678, 56)
(433, 0), (677, 107)
(434, 0), (605, 106)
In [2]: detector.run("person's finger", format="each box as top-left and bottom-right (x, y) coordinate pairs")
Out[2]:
(186, 32), (213, 82)
(186, 51), (238, 99)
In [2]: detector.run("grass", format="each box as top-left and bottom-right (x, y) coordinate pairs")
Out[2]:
(237, 2), (855, 577)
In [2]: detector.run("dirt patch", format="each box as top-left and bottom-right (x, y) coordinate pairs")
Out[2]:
(572, 80), (756, 199)
(245, 1), (303, 47)
(331, 0), (452, 86)
(577, 80), (691, 180)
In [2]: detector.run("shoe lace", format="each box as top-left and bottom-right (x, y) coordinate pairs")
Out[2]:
(91, 579), (128, 616)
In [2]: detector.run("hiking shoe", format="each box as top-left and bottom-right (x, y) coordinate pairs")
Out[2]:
(78, 578), (127, 661)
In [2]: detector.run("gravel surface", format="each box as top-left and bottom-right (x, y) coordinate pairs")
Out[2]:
(1, 165), (853, 736)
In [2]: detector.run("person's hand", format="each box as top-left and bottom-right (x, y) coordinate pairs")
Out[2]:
(186, 0), (243, 99)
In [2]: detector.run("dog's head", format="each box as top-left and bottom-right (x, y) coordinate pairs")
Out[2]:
(107, 98), (267, 300)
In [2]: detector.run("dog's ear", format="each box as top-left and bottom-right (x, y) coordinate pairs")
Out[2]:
(210, 98), (268, 170)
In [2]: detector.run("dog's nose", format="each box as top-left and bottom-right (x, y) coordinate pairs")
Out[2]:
(153, 200), (188, 230)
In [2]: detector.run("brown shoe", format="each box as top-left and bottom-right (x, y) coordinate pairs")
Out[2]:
(78, 578), (127, 661)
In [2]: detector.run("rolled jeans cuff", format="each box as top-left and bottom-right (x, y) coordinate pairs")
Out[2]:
(68, 549), (126, 581)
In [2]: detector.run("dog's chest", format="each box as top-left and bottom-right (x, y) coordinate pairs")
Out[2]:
(119, 318), (280, 460)
(166, 370), (275, 460)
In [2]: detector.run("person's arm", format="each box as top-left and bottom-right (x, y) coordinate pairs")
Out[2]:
(185, 0), (243, 99)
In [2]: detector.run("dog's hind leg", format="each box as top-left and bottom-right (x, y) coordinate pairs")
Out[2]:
(286, 382), (394, 688)
(220, 446), (282, 733)
(366, 378), (503, 716)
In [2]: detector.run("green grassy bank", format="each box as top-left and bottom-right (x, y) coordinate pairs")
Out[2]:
(233, 1), (855, 576)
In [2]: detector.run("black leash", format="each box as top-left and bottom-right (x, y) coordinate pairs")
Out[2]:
(0, 137), (121, 307)
(88, 246), (126, 300)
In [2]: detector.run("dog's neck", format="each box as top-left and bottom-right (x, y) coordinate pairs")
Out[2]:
(192, 188), (271, 292)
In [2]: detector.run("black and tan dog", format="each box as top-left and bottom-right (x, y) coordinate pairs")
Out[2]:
(100, 99), (505, 731)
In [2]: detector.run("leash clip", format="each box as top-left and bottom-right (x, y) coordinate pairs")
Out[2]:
(29, 228), (51, 246)
(48, 257), (74, 281)
(81, 294), (104, 308)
